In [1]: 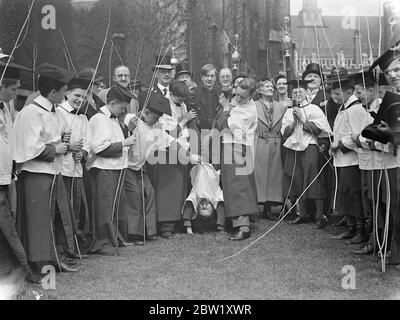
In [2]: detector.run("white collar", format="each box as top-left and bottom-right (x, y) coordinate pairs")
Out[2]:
(100, 105), (112, 117)
(34, 95), (54, 112)
(157, 82), (169, 92)
(60, 100), (74, 112)
(343, 95), (359, 109)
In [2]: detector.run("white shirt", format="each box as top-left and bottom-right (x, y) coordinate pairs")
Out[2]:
(157, 82), (170, 99)
(222, 99), (258, 147)
(58, 101), (91, 177)
(332, 95), (364, 167)
(13, 95), (67, 175)
(0, 102), (13, 185)
(124, 115), (175, 171)
(281, 102), (332, 151)
(86, 106), (128, 170)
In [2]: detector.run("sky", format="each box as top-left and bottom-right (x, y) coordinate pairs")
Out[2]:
(290, 0), (386, 16)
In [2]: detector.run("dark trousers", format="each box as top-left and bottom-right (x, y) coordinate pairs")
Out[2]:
(0, 185), (29, 271)
(337, 166), (364, 227)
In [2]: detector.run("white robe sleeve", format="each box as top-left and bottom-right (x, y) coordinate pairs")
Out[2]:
(341, 105), (370, 151)
(13, 107), (47, 163)
(89, 114), (113, 154)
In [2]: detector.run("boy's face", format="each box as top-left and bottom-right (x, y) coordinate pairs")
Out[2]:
(0, 81), (20, 103)
(292, 87), (307, 104)
(110, 100), (128, 117)
(354, 84), (374, 106)
(198, 199), (213, 217)
(66, 88), (86, 110)
(142, 109), (161, 126)
(234, 86), (251, 105)
(52, 85), (68, 104)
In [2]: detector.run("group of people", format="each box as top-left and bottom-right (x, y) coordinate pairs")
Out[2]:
(1, 40), (400, 286)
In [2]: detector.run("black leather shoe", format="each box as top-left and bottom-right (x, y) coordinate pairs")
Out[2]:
(119, 241), (134, 247)
(229, 230), (250, 241)
(56, 262), (80, 273)
(67, 252), (89, 259)
(263, 212), (278, 221)
(351, 244), (375, 255)
(314, 217), (328, 229)
(332, 217), (347, 227)
(161, 232), (174, 240)
(346, 231), (368, 245)
(332, 229), (356, 240)
(24, 267), (43, 284)
(146, 235), (158, 241)
(288, 216), (308, 225)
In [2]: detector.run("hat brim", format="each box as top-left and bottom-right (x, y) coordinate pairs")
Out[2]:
(152, 65), (174, 71)
(175, 70), (192, 77)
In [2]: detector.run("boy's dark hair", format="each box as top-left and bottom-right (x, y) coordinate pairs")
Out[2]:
(170, 80), (190, 98)
(0, 78), (19, 88)
(38, 76), (66, 98)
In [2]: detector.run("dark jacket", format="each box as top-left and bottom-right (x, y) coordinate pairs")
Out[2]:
(191, 85), (220, 130)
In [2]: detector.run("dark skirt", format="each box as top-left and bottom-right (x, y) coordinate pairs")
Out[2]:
(220, 143), (258, 218)
(124, 168), (157, 237)
(63, 176), (90, 235)
(16, 173), (75, 263)
(283, 145), (327, 200)
(147, 159), (189, 223)
(88, 169), (128, 253)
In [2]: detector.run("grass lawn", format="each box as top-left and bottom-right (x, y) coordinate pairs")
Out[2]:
(19, 218), (400, 300)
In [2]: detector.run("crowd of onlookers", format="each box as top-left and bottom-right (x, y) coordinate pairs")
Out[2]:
(1, 40), (400, 289)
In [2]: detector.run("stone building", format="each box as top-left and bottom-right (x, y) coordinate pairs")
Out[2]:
(291, 0), (383, 75)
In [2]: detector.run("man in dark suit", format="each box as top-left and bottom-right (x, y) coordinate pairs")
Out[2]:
(139, 55), (173, 113)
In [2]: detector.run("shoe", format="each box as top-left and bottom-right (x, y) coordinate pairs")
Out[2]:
(351, 244), (374, 255)
(60, 257), (79, 266)
(56, 262), (80, 273)
(332, 228), (356, 240)
(346, 229), (368, 245)
(314, 217), (328, 229)
(365, 220), (373, 235)
(161, 232), (174, 240)
(119, 241), (134, 247)
(146, 235), (158, 241)
(133, 240), (144, 246)
(330, 209), (341, 217)
(24, 267), (43, 284)
(67, 252), (89, 259)
(98, 248), (120, 256)
(263, 212), (278, 221)
(229, 230), (251, 241)
(288, 216), (308, 225)
(332, 217), (346, 227)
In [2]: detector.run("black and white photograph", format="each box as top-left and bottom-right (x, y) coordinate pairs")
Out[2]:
(0, 0), (400, 304)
